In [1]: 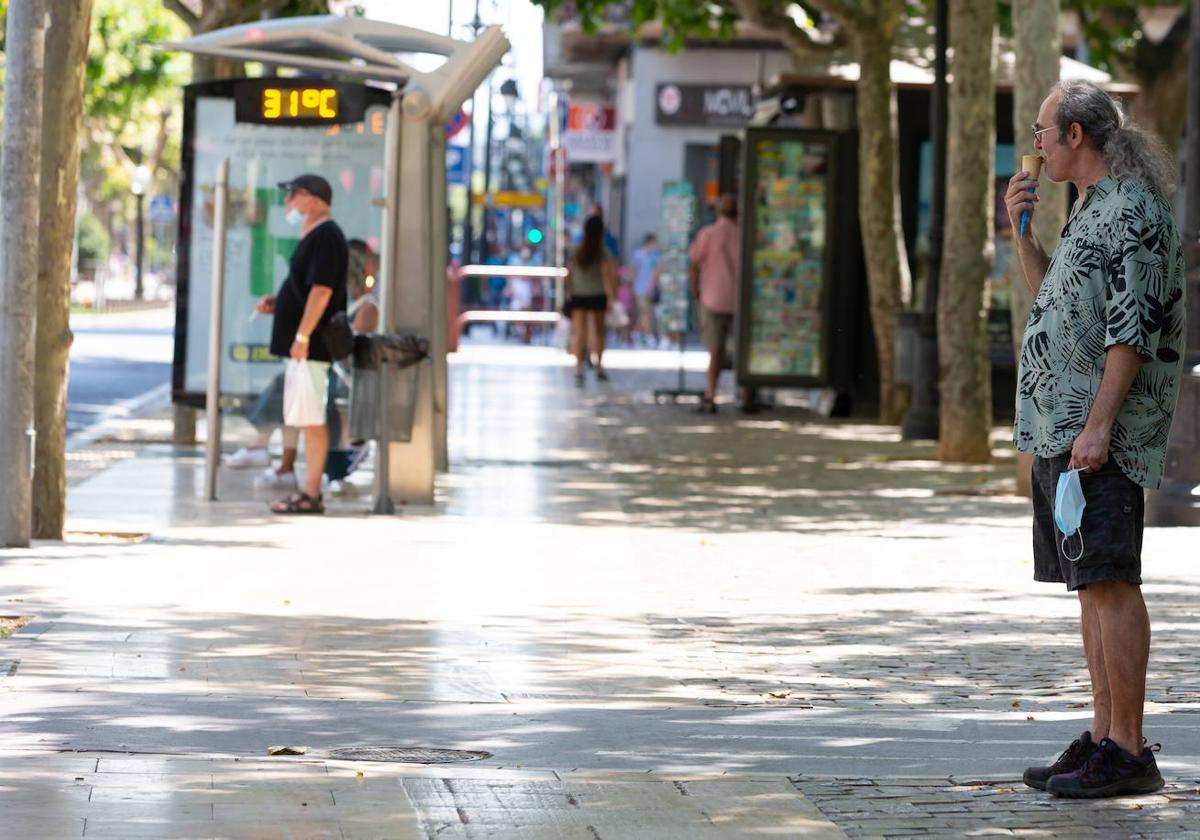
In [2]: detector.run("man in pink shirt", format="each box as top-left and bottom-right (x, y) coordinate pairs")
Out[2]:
(688, 194), (740, 412)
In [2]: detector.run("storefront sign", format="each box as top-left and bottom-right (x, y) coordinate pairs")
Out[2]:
(655, 84), (756, 127)
(564, 101), (617, 163)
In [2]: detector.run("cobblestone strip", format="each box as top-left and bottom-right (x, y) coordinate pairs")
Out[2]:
(791, 776), (1200, 838)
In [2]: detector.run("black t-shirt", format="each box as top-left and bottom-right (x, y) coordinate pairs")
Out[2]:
(270, 220), (349, 362)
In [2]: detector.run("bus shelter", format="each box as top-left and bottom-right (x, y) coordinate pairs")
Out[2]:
(167, 15), (509, 508)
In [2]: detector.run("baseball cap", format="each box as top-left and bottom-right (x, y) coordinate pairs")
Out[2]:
(277, 173), (333, 205)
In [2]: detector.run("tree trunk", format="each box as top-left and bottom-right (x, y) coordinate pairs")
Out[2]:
(1010, 0), (1068, 494)
(938, 0), (995, 463)
(0, 0), (47, 547)
(854, 11), (912, 424)
(1128, 48), (1189, 156)
(33, 0), (95, 539)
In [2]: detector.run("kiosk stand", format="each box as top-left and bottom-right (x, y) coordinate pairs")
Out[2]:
(167, 15), (509, 509)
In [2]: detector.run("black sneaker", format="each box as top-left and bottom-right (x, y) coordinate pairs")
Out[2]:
(1046, 737), (1164, 799)
(1023, 731), (1097, 790)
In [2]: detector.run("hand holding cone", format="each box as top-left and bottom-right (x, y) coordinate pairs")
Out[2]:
(1019, 155), (1042, 238)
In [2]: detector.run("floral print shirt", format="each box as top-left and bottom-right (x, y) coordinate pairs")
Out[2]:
(1014, 176), (1186, 489)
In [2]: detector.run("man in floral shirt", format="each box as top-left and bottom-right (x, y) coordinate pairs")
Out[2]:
(1006, 80), (1185, 799)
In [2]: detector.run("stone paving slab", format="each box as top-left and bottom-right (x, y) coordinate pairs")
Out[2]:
(4, 347), (1200, 836)
(0, 752), (843, 839)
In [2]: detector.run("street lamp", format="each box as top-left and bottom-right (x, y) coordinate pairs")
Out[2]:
(130, 163), (152, 301)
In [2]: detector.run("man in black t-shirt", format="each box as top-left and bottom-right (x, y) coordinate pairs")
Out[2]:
(254, 173), (348, 514)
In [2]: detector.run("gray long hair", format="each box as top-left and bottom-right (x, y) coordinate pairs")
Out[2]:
(1052, 79), (1176, 198)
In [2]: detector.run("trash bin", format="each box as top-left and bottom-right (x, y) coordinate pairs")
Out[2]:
(349, 333), (430, 443)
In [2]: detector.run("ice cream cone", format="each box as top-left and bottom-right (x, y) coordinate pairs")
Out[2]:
(1019, 155), (1043, 237)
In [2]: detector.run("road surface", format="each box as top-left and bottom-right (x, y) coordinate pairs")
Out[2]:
(67, 306), (174, 440)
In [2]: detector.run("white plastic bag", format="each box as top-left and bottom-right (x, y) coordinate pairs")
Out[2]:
(283, 359), (329, 427)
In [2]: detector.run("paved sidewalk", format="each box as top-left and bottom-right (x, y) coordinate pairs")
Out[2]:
(2, 344), (1199, 837)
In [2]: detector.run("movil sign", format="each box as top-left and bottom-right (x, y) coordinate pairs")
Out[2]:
(703, 87), (755, 120)
(655, 83), (757, 126)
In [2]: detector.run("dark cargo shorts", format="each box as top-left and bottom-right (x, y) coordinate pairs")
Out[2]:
(1032, 454), (1144, 592)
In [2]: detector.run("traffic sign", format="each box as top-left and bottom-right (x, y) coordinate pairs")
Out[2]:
(446, 146), (467, 185)
(148, 194), (176, 224)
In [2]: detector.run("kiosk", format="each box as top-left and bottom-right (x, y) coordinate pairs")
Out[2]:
(167, 15), (509, 508)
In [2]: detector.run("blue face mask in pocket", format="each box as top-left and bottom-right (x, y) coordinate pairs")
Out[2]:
(1054, 467), (1086, 563)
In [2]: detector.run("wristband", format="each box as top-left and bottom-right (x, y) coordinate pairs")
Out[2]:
(295, 332), (310, 344)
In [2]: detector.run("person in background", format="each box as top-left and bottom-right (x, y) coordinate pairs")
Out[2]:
(226, 378), (300, 488)
(507, 246), (536, 344)
(565, 214), (618, 385)
(484, 243), (508, 311)
(688, 193), (742, 413)
(324, 239), (379, 493)
(229, 239), (375, 491)
(614, 273), (635, 347)
(629, 232), (659, 347)
(257, 173), (348, 515)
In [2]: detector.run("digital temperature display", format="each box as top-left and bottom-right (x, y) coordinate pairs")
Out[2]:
(233, 80), (366, 126)
(263, 87), (337, 120)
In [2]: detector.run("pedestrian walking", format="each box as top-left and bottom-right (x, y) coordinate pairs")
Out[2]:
(630, 232), (660, 346)
(255, 174), (348, 515)
(565, 214), (618, 384)
(688, 194), (745, 412)
(1007, 80), (1185, 799)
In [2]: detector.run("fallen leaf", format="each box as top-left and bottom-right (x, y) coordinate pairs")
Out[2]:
(1069, 702), (1089, 709)
(1011, 701), (1020, 708)
(1026, 715), (1036, 721)
(282, 600), (291, 606)
(267, 745), (308, 756)
(177, 667), (187, 672)
(768, 691), (791, 699)
(356, 770), (365, 779)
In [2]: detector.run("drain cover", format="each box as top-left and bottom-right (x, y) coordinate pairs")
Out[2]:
(327, 747), (492, 764)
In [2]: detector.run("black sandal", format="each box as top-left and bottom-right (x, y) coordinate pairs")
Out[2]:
(692, 398), (717, 415)
(270, 492), (325, 515)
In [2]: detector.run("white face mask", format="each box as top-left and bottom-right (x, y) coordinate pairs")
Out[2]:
(1054, 467), (1087, 563)
(285, 207), (305, 227)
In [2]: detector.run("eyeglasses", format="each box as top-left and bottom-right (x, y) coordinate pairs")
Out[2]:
(1031, 124), (1055, 142)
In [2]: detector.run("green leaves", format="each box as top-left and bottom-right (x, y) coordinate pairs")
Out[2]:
(532, 0), (741, 51)
(1063, 1), (1189, 78)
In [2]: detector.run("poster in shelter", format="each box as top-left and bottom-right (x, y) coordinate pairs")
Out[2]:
(183, 95), (388, 398)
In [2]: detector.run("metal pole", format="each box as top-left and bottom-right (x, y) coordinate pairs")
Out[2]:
(0, 0), (46, 547)
(480, 75), (495, 262)
(430, 122), (450, 473)
(462, 1), (482, 265)
(134, 192), (146, 300)
(549, 91), (566, 309)
(373, 94), (403, 515)
(900, 0), (946, 441)
(204, 158), (230, 502)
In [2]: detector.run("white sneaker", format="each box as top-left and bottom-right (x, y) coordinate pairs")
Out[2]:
(226, 447), (271, 469)
(254, 468), (298, 490)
